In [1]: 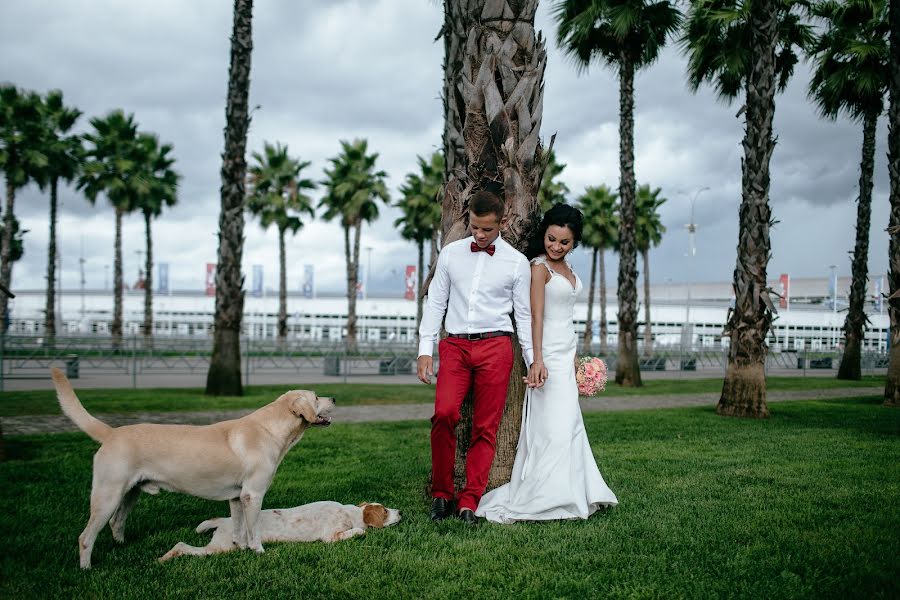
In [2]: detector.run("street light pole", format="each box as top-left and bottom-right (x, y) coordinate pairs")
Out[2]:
(683, 186), (709, 353)
(365, 246), (372, 301)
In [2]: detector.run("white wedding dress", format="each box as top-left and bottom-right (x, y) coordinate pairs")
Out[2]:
(476, 256), (618, 523)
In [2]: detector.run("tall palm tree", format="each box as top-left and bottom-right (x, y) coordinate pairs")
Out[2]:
(439, 0), (547, 490)
(0, 85), (47, 331)
(440, 0), (478, 187)
(246, 142), (316, 347)
(682, 0), (812, 417)
(135, 133), (179, 345)
(206, 0), (254, 396)
(38, 90), (82, 344)
(578, 184), (619, 354)
(886, 0), (900, 407)
(555, 0), (682, 387)
(538, 149), (571, 211)
(396, 152), (443, 335)
(807, 0), (889, 381)
(635, 183), (666, 356)
(78, 109), (145, 350)
(319, 139), (389, 354)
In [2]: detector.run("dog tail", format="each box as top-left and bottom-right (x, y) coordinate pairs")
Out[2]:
(51, 367), (112, 443)
(196, 518), (223, 533)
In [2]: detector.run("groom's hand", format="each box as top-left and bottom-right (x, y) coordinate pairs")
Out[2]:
(417, 356), (434, 384)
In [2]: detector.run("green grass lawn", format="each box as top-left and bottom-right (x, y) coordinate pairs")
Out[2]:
(0, 375), (886, 417)
(1, 396), (897, 598)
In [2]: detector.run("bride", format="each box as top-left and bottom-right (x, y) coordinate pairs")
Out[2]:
(476, 203), (618, 523)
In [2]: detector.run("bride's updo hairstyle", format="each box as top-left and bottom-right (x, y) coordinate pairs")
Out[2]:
(526, 203), (584, 260)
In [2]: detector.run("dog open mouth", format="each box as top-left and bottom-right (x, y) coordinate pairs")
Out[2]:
(313, 416), (332, 427)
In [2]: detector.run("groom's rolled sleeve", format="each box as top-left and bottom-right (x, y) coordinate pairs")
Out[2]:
(512, 256), (534, 367)
(418, 249), (450, 358)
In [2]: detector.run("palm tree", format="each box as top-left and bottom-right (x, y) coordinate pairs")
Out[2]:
(135, 133), (179, 345)
(886, 0), (900, 407)
(807, 0), (889, 381)
(635, 183), (667, 356)
(38, 90), (82, 344)
(78, 110), (145, 350)
(440, 0), (478, 186)
(578, 184), (619, 354)
(538, 149), (571, 211)
(682, 0), (812, 417)
(396, 152), (443, 335)
(206, 0), (254, 397)
(439, 0), (547, 490)
(319, 139), (389, 354)
(555, 0), (682, 387)
(0, 85), (47, 331)
(246, 142), (316, 347)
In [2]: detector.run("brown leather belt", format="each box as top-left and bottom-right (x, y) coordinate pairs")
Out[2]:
(447, 331), (512, 341)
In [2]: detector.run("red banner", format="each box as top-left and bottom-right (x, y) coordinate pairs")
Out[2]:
(205, 263), (216, 296)
(778, 273), (790, 309)
(405, 265), (416, 300)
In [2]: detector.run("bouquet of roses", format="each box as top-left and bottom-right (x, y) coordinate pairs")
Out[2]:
(575, 356), (608, 396)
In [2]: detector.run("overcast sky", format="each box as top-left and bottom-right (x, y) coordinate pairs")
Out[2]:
(0, 0), (891, 296)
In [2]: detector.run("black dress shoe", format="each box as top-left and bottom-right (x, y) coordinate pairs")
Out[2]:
(457, 508), (478, 526)
(430, 497), (454, 521)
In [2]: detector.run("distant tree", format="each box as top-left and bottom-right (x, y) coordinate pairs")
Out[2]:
(206, 0), (254, 396)
(0, 85), (47, 331)
(246, 142), (315, 347)
(555, 0), (683, 387)
(807, 0), (889, 380)
(537, 150), (571, 211)
(635, 183), (667, 356)
(396, 152), (443, 335)
(319, 139), (389, 353)
(885, 0), (900, 406)
(135, 133), (179, 345)
(38, 90), (82, 343)
(578, 184), (619, 354)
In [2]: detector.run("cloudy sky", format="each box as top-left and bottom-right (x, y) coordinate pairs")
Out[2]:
(0, 0), (891, 296)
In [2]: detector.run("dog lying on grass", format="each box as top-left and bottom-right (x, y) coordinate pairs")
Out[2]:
(50, 367), (334, 568)
(159, 501), (401, 561)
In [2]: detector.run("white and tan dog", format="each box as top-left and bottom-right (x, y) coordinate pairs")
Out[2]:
(50, 367), (334, 569)
(159, 501), (401, 562)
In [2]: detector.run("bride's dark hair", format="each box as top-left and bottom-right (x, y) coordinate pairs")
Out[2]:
(526, 203), (584, 260)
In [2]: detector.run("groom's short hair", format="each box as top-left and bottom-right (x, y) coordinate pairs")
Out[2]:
(470, 190), (505, 221)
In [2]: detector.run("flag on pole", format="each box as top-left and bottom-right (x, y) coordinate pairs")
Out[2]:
(251, 264), (263, 297)
(158, 263), (169, 294)
(404, 265), (416, 300)
(205, 263), (216, 296)
(778, 273), (790, 309)
(302, 264), (314, 299)
(875, 275), (884, 313)
(357, 266), (364, 299)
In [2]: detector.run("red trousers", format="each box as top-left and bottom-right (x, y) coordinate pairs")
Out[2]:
(431, 336), (514, 512)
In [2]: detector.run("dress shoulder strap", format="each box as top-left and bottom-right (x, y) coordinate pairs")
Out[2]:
(530, 255), (555, 275)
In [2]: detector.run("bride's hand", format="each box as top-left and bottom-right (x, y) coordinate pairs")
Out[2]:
(524, 361), (548, 388)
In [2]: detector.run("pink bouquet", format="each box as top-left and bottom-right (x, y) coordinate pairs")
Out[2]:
(575, 356), (608, 396)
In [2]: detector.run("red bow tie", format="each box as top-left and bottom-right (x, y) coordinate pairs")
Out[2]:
(471, 242), (496, 256)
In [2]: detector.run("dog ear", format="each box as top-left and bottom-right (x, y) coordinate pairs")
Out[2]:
(288, 395), (318, 423)
(363, 504), (387, 529)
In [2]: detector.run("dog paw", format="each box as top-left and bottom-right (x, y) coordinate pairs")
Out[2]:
(250, 542), (265, 554)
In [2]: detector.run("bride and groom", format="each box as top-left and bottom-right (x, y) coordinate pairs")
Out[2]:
(416, 190), (618, 525)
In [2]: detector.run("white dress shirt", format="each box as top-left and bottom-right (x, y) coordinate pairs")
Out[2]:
(418, 235), (534, 367)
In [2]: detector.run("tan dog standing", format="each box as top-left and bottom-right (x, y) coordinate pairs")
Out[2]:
(159, 501), (401, 562)
(50, 368), (334, 568)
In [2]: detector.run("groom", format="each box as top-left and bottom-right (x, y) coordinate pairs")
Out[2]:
(417, 190), (536, 525)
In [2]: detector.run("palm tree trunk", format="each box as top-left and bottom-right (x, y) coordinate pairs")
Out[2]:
(445, 0), (545, 491)
(838, 110), (878, 381)
(615, 54), (642, 387)
(206, 0), (253, 396)
(277, 226), (287, 347)
(886, 0), (900, 406)
(44, 177), (58, 343)
(440, 0), (473, 184)
(416, 239), (424, 339)
(600, 249), (608, 354)
(143, 210), (154, 346)
(112, 206), (124, 350)
(718, 0), (777, 418)
(582, 247), (598, 353)
(0, 175), (15, 333)
(642, 247), (652, 357)
(345, 221), (361, 353)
